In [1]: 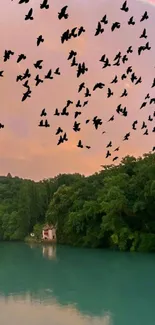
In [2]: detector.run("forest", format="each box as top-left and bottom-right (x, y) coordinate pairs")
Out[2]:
(0, 152), (155, 252)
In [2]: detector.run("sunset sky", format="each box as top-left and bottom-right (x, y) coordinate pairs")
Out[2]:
(0, 0), (155, 181)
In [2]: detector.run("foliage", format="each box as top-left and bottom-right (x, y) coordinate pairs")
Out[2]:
(0, 153), (155, 252)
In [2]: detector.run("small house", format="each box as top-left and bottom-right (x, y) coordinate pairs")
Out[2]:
(42, 224), (56, 242)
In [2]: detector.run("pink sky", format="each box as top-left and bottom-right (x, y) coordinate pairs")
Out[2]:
(0, 0), (155, 181)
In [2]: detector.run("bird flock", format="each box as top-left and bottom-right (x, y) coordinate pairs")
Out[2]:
(0, 0), (155, 163)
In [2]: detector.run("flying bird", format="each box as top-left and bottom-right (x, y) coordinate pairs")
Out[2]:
(120, 1), (129, 12)
(54, 67), (60, 75)
(40, 0), (49, 9)
(45, 69), (53, 79)
(25, 8), (33, 20)
(58, 5), (68, 19)
(111, 75), (118, 84)
(37, 35), (44, 46)
(93, 82), (105, 91)
(128, 16), (135, 25)
(140, 11), (149, 22)
(40, 108), (47, 117)
(111, 22), (121, 31)
(18, 0), (29, 3)
(0, 71), (4, 77)
(101, 15), (108, 24)
(35, 74), (43, 86)
(77, 140), (83, 148)
(140, 28), (147, 39)
(34, 60), (43, 69)
(17, 54), (26, 63)
(78, 82), (85, 92)
(67, 50), (77, 60)
(95, 22), (104, 36)
(127, 46), (133, 54)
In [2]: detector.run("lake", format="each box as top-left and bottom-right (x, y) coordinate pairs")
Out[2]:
(0, 243), (155, 325)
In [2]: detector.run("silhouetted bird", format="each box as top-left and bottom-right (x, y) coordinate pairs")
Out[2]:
(152, 146), (155, 152)
(68, 50), (77, 60)
(78, 26), (85, 36)
(150, 98), (155, 104)
(85, 88), (91, 97)
(113, 58), (121, 66)
(120, 1), (129, 12)
(113, 156), (119, 161)
(0, 123), (4, 129)
(17, 54), (26, 63)
(63, 133), (68, 142)
(145, 93), (150, 100)
(111, 75), (118, 84)
(107, 88), (113, 98)
(83, 101), (88, 107)
(57, 136), (63, 145)
(86, 145), (91, 149)
(111, 22), (121, 32)
(55, 127), (63, 135)
(152, 127), (155, 132)
(74, 111), (81, 119)
(16, 74), (23, 82)
(128, 16), (135, 25)
(138, 42), (151, 55)
(148, 115), (153, 121)
(114, 51), (121, 61)
(131, 72), (137, 83)
(22, 80), (30, 89)
(85, 119), (90, 124)
(77, 140), (83, 148)
(35, 74), (43, 86)
(95, 22), (104, 36)
(102, 58), (111, 68)
(132, 120), (138, 130)
(135, 77), (142, 85)
(122, 107), (128, 117)
(141, 121), (147, 129)
(58, 5), (68, 19)
(54, 108), (60, 116)
(25, 8), (33, 20)
(37, 35), (44, 46)
(143, 129), (148, 135)
(71, 57), (78, 67)
(54, 67), (60, 75)
(70, 27), (78, 38)
(116, 104), (123, 114)
(151, 78), (155, 88)
(93, 82), (105, 91)
(19, 0), (30, 3)
(122, 54), (128, 64)
(140, 28), (147, 39)
(40, 0), (49, 9)
(108, 115), (114, 122)
(140, 101), (147, 109)
(23, 68), (31, 79)
(100, 54), (106, 62)
(102, 131), (106, 134)
(76, 100), (82, 107)
(92, 116), (102, 129)
(127, 46), (133, 54)
(120, 89), (128, 97)
(61, 107), (69, 116)
(77, 62), (88, 78)
(121, 74), (127, 80)
(34, 60), (43, 69)
(106, 150), (111, 158)
(0, 71), (4, 77)
(3, 50), (14, 62)
(22, 88), (31, 101)
(78, 82), (85, 92)
(114, 146), (120, 151)
(106, 141), (112, 148)
(73, 121), (81, 132)
(40, 108), (47, 117)
(101, 15), (108, 24)
(140, 11), (149, 22)
(45, 69), (53, 79)
(61, 29), (71, 43)
(123, 132), (130, 140)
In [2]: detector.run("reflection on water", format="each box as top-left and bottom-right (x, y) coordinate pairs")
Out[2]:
(0, 293), (112, 325)
(0, 242), (155, 325)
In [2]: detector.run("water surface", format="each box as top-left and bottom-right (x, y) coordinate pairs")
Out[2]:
(0, 242), (155, 325)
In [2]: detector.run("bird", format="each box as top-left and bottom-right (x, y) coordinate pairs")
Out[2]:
(25, 8), (33, 20)
(145, 93), (150, 100)
(57, 135), (64, 145)
(83, 101), (88, 107)
(111, 22), (121, 32)
(40, 108), (47, 117)
(0, 123), (4, 129)
(37, 35), (44, 46)
(58, 5), (68, 19)
(61, 107), (69, 116)
(68, 50), (77, 60)
(151, 78), (155, 88)
(111, 75), (118, 84)
(114, 146), (120, 151)
(17, 54), (26, 63)
(93, 82), (105, 91)
(152, 127), (155, 132)
(143, 129), (148, 135)
(122, 107), (128, 117)
(63, 133), (68, 142)
(61, 29), (71, 43)
(106, 141), (112, 148)
(140, 101), (147, 109)
(120, 89), (128, 97)
(122, 54), (128, 64)
(150, 98), (155, 104)
(135, 77), (142, 85)
(3, 50), (14, 62)
(108, 115), (114, 122)
(141, 121), (147, 129)
(113, 51), (121, 61)
(107, 88), (113, 98)
(102, 58), (111, 69)
(45, 69), (53, 79)
(113, 156), (119, 161)
(128, 16), (135, 25)
(138, 45), (144, 56)
(54, 108), (60, 116)
(78, 82), (85, 92)
(132, 120), (138, 130)
(35, 74), (43, 86)
(16, 74), (23, 82)
(78, 26), (86, 36)
(54, 67), (60, 75)
(18, 0), (30, 3)
(106, 150), (111, 158)
(77, 140), (83, 148)
(152, 146), (155, 152)
(120, 1), (129, 12)
(77, 62), (88, 78)
(95, 22), (104, 36)
(22, 80), (30, 89)
(100, 54), (106, 62)
(140, 11), (149, 22)
(73, 121), (81, 132)
(0, 71), (4, 77)
(121, 74), (127, 80)
(55, 127), (63, 135)
(148, 115), (153, 121)
(85, 88), (91, 97)
(140, 28), (147, 39)
(71, 56), (78, 67)
(123, 132), (130, 140)
(101, 15), (108, 24)
(92, 116), (102, 129)
(116, 104), (123, 114)
(131, 72), (137, 83)
(40, 0), (49, 9)
(86, 145), (91, 149)
(34, 60), (43, 69)
(85, 119), (90, 124)
(76, 100), (82, 107)
(74, 111), (81, 119)
(127, 46), (133, 54)
(22, 89), (31, 102)
(69, 27), (78, 38)
(22, 68), (31, 79)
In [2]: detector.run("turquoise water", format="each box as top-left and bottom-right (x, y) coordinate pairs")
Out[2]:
(0, 242), (155, 325)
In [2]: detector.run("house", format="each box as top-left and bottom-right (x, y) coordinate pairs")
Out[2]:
(42, 224), (56, 242)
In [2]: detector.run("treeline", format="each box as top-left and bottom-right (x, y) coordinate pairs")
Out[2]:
(0, 153), (155, 252)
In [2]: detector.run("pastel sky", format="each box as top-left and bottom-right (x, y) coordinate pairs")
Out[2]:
(0, 0), (155, 181)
